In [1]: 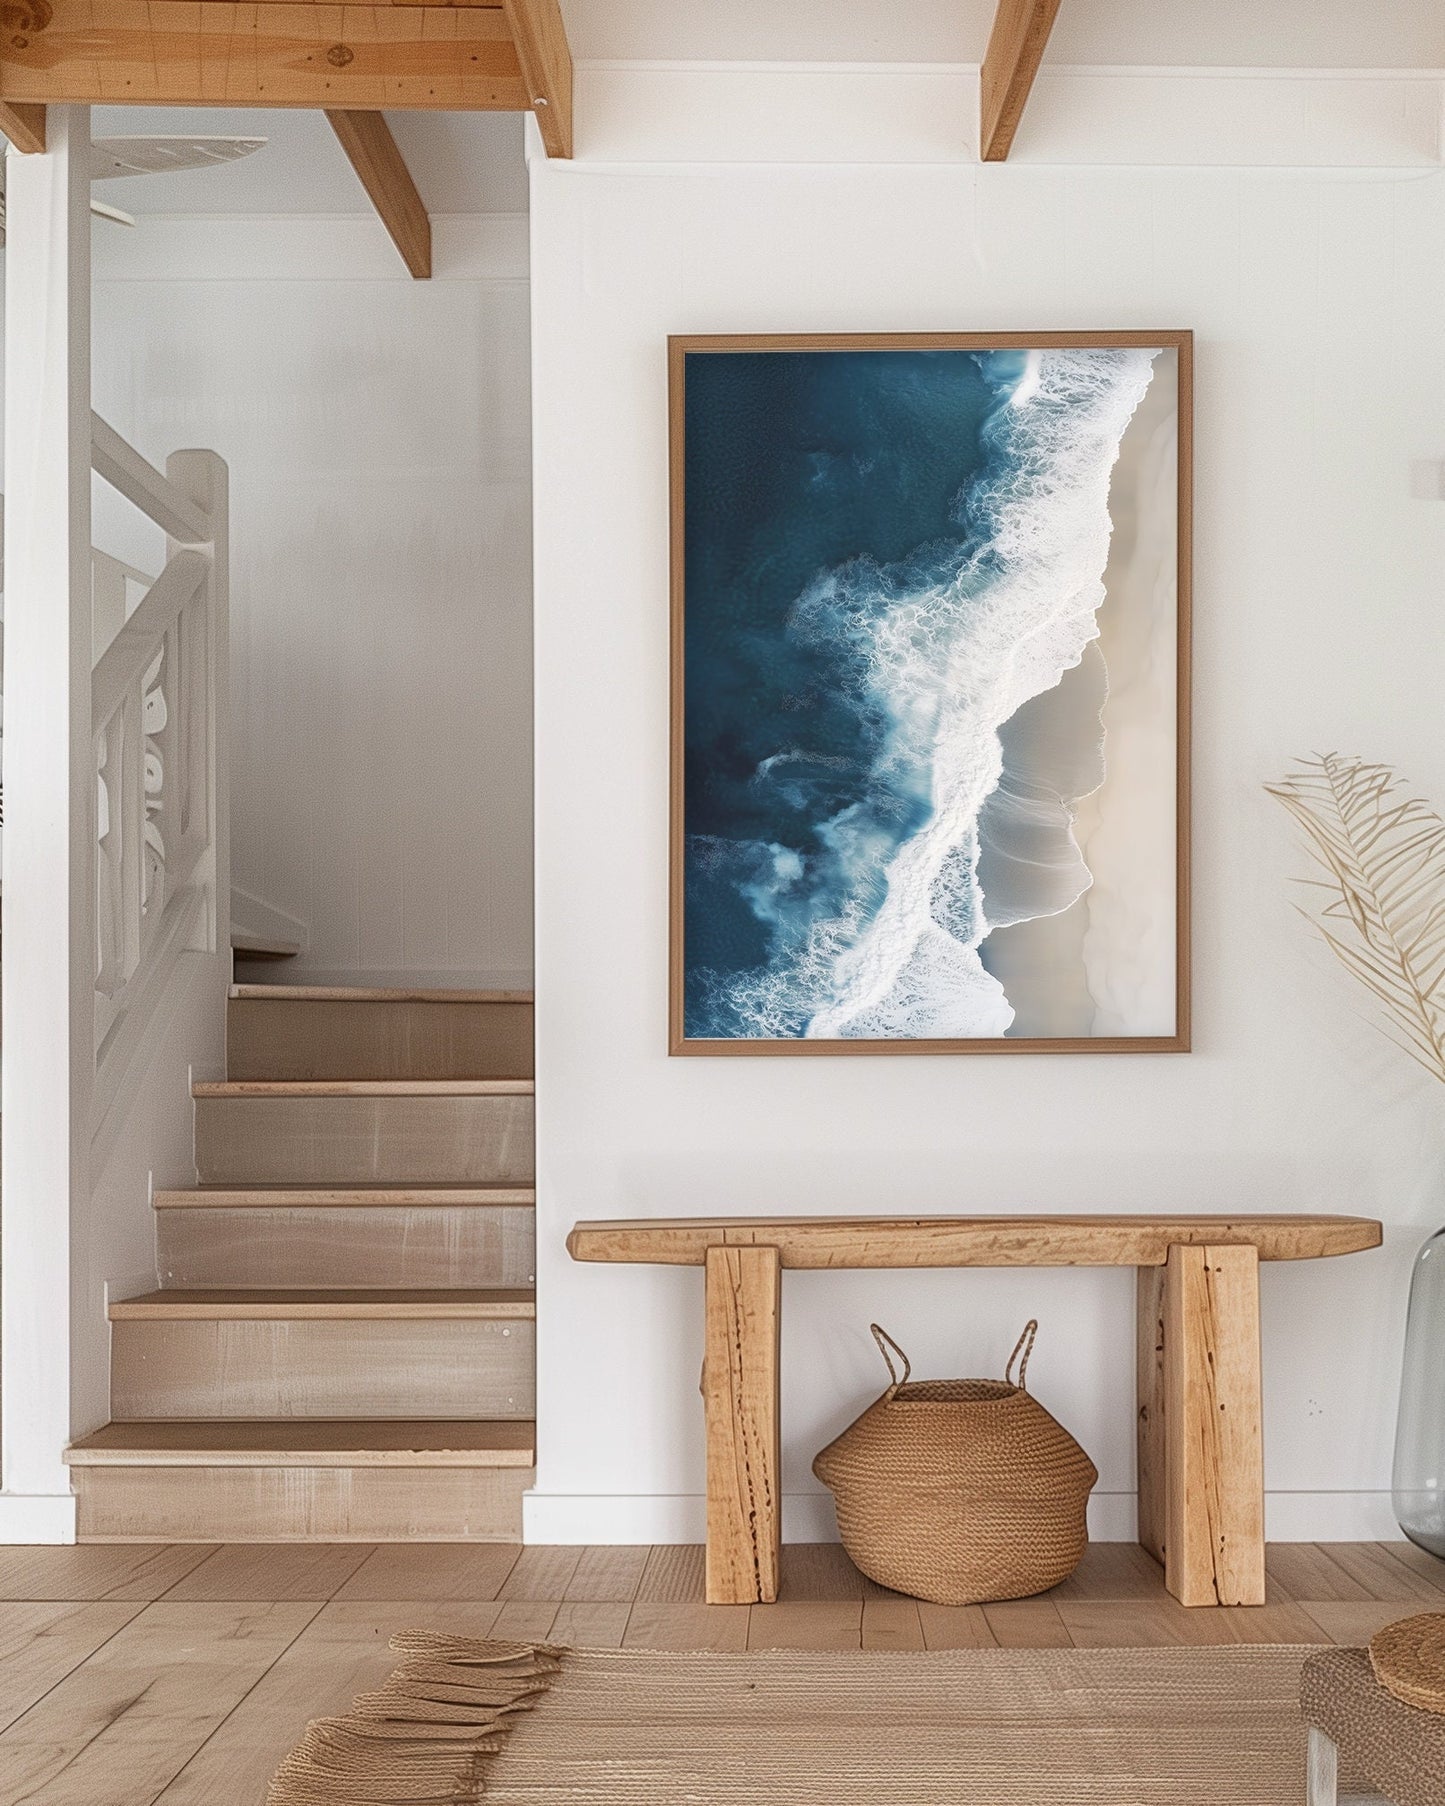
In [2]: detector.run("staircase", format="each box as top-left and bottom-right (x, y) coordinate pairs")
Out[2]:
(66, 984), (536, 1542)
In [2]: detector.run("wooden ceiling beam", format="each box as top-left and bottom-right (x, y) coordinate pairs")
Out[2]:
(326, 110), (431, 279)
(0, 101), (45, 154)
(501, 0), (572, 158)
(0, 0), (573, 153)
(0, 1), (526, 111)
(979, 0), (1063, 162)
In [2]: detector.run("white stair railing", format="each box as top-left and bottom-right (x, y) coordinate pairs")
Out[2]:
(2, 115), (232, 1537)
(88, 417), (229, 1122)
(90, 547), (154, 665)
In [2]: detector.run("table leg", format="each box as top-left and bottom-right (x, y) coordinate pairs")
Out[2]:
(1136, 1263), (1167, 1567)
(1136, 1243), (1266, 1606)
(703, 1244), (781, 1605)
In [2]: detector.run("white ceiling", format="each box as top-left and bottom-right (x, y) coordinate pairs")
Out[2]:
(83, 4), (1445, 219)
(89, 109), (528, 218)
(562, 0), (1445, 69)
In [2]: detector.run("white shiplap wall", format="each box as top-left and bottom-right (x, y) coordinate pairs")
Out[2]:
(526, 71), (1445, 1543)
(92, 215), (534, 986)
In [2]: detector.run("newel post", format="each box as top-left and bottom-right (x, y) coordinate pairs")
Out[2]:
(165, 449), (230, 957)
(0, 107), (93, 1538)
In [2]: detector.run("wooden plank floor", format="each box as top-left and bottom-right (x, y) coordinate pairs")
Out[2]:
(0, 1541), (1436, 1803)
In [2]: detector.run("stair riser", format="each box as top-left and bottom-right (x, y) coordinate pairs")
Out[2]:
(111, 1320), (536, 1419)
(228, 999), (534, 1082)
(158, 1207), (536, 1289)
(74, 1464), (530, 1541)
(194, 1094), (534, 1185)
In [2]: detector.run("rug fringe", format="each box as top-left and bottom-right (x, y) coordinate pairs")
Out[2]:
(267, 1636), (564, 1806)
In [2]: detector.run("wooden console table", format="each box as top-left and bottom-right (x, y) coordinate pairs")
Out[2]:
(567, 1214), (1381, 1608)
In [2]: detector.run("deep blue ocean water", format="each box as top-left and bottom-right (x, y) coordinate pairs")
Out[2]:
(682, 349), (1008, 1038)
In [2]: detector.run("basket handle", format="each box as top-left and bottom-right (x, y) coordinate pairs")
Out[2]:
(870, 1323), (912, 1395)
(1006, 1320), (1039, 1391)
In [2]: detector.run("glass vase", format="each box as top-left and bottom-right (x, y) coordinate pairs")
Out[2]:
(1394, 1227), (1445, 1556)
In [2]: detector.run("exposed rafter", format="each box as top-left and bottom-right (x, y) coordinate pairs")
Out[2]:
(0, 1), (527, 113)
(0, 1), (572, 156)
(501, 0), (573, 159)
(0, 100), (45, 154)
(979, 0), (1062, 162)
(326, 111), (431, 279)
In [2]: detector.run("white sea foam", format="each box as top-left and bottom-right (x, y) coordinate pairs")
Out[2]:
(798, 347), (1158, 1039)
(740, 844), (806, 924)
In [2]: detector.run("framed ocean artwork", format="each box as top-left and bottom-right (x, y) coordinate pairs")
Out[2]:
(669, 332), (1191, 1056)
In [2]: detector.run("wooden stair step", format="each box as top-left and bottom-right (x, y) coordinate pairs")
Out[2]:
(226, 987), (534, 1081)
(110, 1288), (536, 1320)
(193, 1080), (533, 1098)
(194, 1087), (534, 1185)
(66, 1419), (536, 1467)
(66, 1422), (534, 1542)
(153, 1185), (536, 1208)
(111, 1308), (535, 1420)
(230, 985), (534, 1003)
(155, 1192), (537, 1288)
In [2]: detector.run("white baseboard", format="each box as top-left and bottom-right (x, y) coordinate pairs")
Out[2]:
(1089, 1493), (1139, 1540)
(524, 1491), (837, 1545)
(0, 1492), (77, 1543)
(1264, 1491), (1399, 1541)
(524, 1489), (1396, 1545)
(0, 1485), (1405, 1547)
(524, 1492), (708, 1545)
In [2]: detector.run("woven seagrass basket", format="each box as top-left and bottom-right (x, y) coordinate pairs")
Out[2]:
(1370, 1613), (1445, 1714)
(813, 1321), (1097, 1605)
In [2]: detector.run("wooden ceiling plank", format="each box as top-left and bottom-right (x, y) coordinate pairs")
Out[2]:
(500, 0), (572, 158)
(979, 0), (1063, 162)
(0, 0), (527, 111)
(326, 109), (431, 278)
(0, 101), (46, 153)
(186, 0), (506, 5)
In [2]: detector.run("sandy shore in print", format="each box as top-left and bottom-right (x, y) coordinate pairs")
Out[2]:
(979, 351), (1179, 1037)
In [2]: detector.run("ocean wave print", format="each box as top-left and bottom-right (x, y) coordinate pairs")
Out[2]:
(682, 345), (1158, 1040)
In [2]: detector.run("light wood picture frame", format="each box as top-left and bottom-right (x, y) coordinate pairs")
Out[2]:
(669, 332), (1192, 1056)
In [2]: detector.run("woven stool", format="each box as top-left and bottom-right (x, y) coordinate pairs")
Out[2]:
(1301, 1646), (1445, 1806)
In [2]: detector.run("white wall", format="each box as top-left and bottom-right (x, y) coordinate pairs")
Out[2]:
(527, 74), (1445, 1542)
(560, 0), (1445, 69)
(89, 108), (529, 220)
(92, 214), (535, 986)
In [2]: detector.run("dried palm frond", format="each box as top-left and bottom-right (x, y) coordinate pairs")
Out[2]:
(1266, 754), (1445, 1084)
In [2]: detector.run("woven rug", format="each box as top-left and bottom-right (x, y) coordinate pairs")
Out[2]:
(269, 1634), (1366, 1805)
